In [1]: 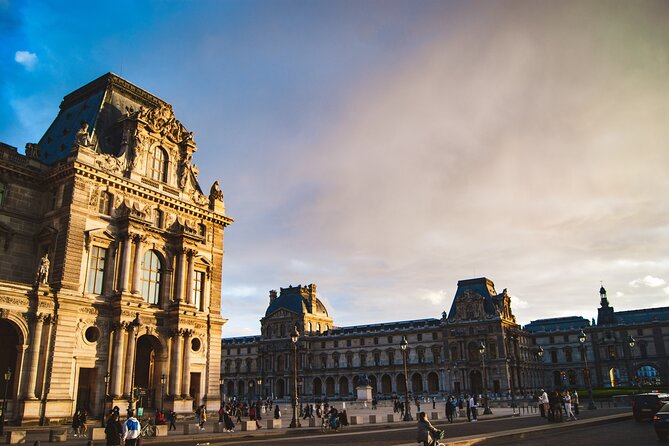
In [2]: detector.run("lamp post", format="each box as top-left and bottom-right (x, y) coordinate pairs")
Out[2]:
(102, 372), (110, 427)
(400, 336), (412, 421)
(127, 313), (141, 416)
(537, 346), (544, 389)
(0, 368), (12, 435)
(479, 342), (492, 415)
(289, 326), (301, 428)
(627, 336), (636, 387)
(577, 329), (596, 410)
(219, 378), (225, 403)
(257, 378), (263, 399)
(160, 374), (166, 413)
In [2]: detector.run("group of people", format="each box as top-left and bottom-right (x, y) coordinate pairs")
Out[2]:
(103, 406), (140, 446)
(537, 389), (579, 422)
(71, 409), (88, 437)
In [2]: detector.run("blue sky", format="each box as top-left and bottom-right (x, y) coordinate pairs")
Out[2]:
(2, 0), (669, 337)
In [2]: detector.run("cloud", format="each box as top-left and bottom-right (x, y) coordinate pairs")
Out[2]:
(14, 51), (38, 70)
(629, 276), (667, 288)
(417, 289), (449, 306)
(510, 295), (529, 310)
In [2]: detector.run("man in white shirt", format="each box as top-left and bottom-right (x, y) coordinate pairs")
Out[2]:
(122, 410), (141, 446)
(469, 395), (478, 421)
(538, 389), (549, 418)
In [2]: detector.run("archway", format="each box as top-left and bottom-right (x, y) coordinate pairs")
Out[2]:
(135, 335), (164, 409)
(411, 373), (423, 393)
(608, 368), (621, 387)
(0, 320), (21, 417)
(427, 372), (439, 393)
(325, 377), (335, 397)
(397, 373), (407, 394)
(225, 381), (235, 400)
(339, 376), (350, 396)
(275, 379), (285, 399)
(469, 370), (483, 395)
(636, 365), (660, 385)
(381, 374), (392, 395)
(237, 380), (245, 398)
(313, 378), (323, 397)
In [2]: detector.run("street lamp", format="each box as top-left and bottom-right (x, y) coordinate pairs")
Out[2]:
(0, 368), (12, 435)
(400, 336), (412, 421)
(102, 372), (110, 427)
(289, 326), (301, 428)
(219, 378), (225, 403)
(537, 346), (544, 389)
(127, 313), (141, 416)
(160, 374), (167, 413)
(478, 342), (492, 415)
(257, 378), (263, 399)
(577, 329), (597, 410)
(627, 336), (636, 388)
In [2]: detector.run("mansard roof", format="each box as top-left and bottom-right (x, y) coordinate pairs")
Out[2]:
(614, 307), (669, 325)
(37, 72), (167, 165)
(264, 284), (329, 318)
(446, 277), (506, 321)
(524, 316), (591, 333)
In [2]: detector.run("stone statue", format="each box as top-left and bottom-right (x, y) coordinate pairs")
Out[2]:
(209, 180), (223, 201)
(74, 122), (91, 147)
(35, 253), (50, 285)
(25, 143), (40, 159)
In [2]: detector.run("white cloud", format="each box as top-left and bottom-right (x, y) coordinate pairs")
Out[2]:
(510, 295), (529, 310)
(629, 276), (667, 288)
(14, 51), (38, 70)
(664, 287), (669, 295)
(615, 292), (625, 298)
(417, 289), (449, 305)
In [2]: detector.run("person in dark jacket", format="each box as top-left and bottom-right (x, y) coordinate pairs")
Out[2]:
(104, 413), (122, 446)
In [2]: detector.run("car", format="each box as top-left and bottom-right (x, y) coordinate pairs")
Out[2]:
(632, 392), (669, 422)
(653, 403), (669, 440)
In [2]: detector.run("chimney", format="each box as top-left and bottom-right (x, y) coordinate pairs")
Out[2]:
(269, 290), (277, 303)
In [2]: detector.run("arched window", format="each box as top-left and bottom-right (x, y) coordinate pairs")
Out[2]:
(140, 250), (162, 305)
(98, 191), (112, 215)
(148, 147), (168, 182)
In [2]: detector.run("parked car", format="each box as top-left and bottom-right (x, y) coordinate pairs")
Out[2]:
(632, 392), (669, 422)
(653, 403), (669, 440)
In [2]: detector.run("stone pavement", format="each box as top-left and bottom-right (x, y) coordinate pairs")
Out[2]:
(2, 402), (628, 445)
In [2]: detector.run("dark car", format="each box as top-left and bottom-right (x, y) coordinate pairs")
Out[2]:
(633, 392), (669, 422)
(653, 403), (669, 440)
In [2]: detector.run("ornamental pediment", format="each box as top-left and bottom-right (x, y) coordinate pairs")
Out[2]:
(452, 290), (486, 322)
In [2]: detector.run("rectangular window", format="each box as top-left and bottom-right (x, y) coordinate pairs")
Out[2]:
(0, 182), (6, 207)
(360, 338), (365, 346)
(417, 333), (423, 341)
(551, 351), (558, 363)
(99, 192), (112, 215)
(193, 271), (205, 311)
(87, 246), (107, 294)
(563, 335), (569, 342)
(346, 339), (351, 347)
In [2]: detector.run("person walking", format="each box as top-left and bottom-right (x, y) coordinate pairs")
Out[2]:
(199, 405), (207, 430)
(464, 394), (471, 422)
(223, 405), (236, 432)
(572, 390), (580, 415)
(104, 413), (122, 446)
(445, 397), (454, 423)
(122, 410), (141, 446)
(168, 410), (177, 431)
(469, 395), (478, 422)
(538, 389), (549, 418)
(564, 391), (577, 421)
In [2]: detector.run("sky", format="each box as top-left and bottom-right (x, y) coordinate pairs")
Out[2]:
(2, 0), (669, 337)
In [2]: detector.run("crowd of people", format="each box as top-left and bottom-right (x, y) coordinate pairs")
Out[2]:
(537, 388), (579, 422)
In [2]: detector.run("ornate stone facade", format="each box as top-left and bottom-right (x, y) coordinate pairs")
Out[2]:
(0, 73), (232, 424)
(221, 278), (541, 402)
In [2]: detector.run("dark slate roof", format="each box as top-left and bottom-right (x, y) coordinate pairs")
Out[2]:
(524, 316), (591, 333)
(221, 336), (261, 345)
(615, 307), (669, 325)
(37, 72), (166, 165)
(446, 277), (502, 320)
(264, 285), (328, 318)
(323, 318), (441, 336)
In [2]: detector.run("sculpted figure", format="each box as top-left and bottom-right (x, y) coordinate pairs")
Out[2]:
(74, 122), (92, 147)
(210, 181), (223, 201)
(36, 253), (50, 285)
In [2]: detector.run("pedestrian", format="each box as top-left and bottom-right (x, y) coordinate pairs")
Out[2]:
(416, 412), (441, 446)
(199, 405), (207, 429)
(432, 397), (436, 410)
(235, 405), (243, 423)
(104, 413), (122, 446)
(274, 404), (281, 419)
(121, 410), (141, 446)
(219, 405), (225, 422)
(564, 391), (577, 421)
(469, 394), (478, 422)
(223, 405), (235, 432)
(445, 396), (454, 423)
(465, 394), (471, 422)
(572, 390), (580, 415)
(538, 389), (548, 418)
(71, 410), (81, 437)
(79, 409), (88, 436)
(168, 410), (177, 431)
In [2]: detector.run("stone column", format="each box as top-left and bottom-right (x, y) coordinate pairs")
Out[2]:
(169, 330), (183, 396)
(130, 235), (144, 294)
(118, 235), (132, 292)
(103, 241), (118, 294)
(181, 330), (193, 397)
(111, 323), (127, 398)
(185, 249), (195, 305)
(173, 250), (184, 302)
(161, 250), (174, 309)
(123, 324), (138, 397)
(23, 314), (45, 399)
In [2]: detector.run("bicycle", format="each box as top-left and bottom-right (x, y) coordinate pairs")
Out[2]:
(140, 418), (155, 437)
(320, 416), (341, 433)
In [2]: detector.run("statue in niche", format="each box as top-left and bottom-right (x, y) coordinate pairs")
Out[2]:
(74, 122), (92, 147)
(35, 253), (50, 285)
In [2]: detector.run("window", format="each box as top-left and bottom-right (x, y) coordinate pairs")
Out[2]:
(86, 246), (107, 294)
(0, 182), (5, 206)
(563, 335), (569, 342)
(550, 350), (558, 363)
(346, 339), (351, 347)
(387, 336), (392, 343)
(199, 223), (207, 238)
(140, 250), (162, 305)
(148, 147), (168, 182)
(637, 328), (643, 336)
(565, 347), (573, 362)
(432, 332), (438, 340)
(374, 337), (379, 345)
(334, 340), (338, 348)
(98, 191), (112, 215)
(417, 333), (423, 341)
(360, 352), (366, 366)
(386, 351), (394, 365)
(153, 208), (163, 228)
(50, 188), (58, 210)
(549, 336), (555, 344)
(193, 270), (205, 310)
(360, 338), (365, 346)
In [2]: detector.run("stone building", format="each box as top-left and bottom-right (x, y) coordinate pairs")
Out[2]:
(526, 285), (669, 390)
(221, 278), (542, 402)
(0, 73), (232, 424)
